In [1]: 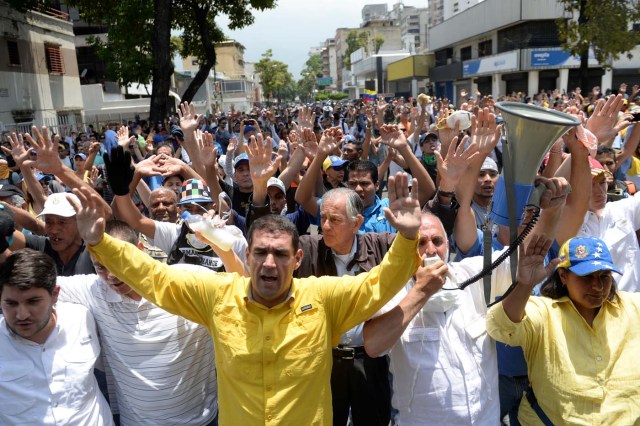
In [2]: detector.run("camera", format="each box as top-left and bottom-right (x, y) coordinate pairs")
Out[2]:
(631, 112), (640, 123)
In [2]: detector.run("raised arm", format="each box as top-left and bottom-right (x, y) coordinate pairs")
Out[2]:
(616, 123), (640, 166)
(24, 126), (112, 218)
(500, 235), (559, 323)
(586, 94), (631, 147)
(552, 128), (591, 245)
(245, 134), (282, 206)
(3, 132), (46, 214)
(379, 124), (436, 205)
(294, 127), (340, 216)
(452, 109), (500, 254)
(105, 147), (157, 239)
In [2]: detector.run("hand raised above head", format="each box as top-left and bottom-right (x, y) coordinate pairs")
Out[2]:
(383, 172), (421, 240)
(68, 186), (106, 246)
(246, 133), (281, 185)
(22, 126), (63, 175)
(178, 102), (202, 132)
(104, 146), (134, 196)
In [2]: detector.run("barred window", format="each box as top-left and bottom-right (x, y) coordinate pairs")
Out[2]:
(45, 44), (64, 74)
(7, 40), (20, 66)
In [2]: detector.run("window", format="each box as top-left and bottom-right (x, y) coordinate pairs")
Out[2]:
(191, 59), (198, 66)
(478, 39), (492, 57)
(7, 40), (20, 66)
(45, 44), (64, 74)
(460, 46), (472, 61)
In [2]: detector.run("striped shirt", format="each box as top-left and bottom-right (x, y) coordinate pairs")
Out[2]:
(57, 270), (217, 426)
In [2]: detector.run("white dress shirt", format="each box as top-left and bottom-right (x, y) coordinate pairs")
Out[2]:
(57, 267), (217, 426)
(0, 303), (113, 425)
(578, 194), (640, 292)
(374, 252), (512, 425)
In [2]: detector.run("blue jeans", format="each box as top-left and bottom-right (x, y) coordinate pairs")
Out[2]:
(499, 374), (529, 426)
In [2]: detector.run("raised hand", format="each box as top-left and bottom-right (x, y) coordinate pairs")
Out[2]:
(317, 127), (341, 157)
(88, 166), (101, 188)
(2, 132), (31, 167)
(178, 101), (202, 133)
(301, 128), (318, 159)
(435, 134), (479, 187)
(298, 105), (316, 129)
(156, 155), (187, 177)
(245, 133), (281, 185)
(68, 187), (106, 246)
(287, 129), (300, 153)
(383, 172), (421, 240)
(103, 146), (134, 196)
(194, 129), (217, 169)
(22, 126), (63, 175)
(115, 125), (134, 148)
(192, 129), (216, 167)
(227, 136), (237, 154)
(586, 94), (631, 144)
(135, 155), (164, 177)
(379, 124), (409, 152)
(516, 234), (559, 287)
(277, 139), (289, 160)
(470, 108), (501, 155)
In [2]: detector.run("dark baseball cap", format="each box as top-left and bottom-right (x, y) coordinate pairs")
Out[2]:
(0, 184), (24, 198)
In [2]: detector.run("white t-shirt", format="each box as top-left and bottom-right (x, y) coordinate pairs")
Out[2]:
(151, 221), (247, 272)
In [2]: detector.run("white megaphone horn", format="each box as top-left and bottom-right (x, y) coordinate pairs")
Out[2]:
(489, 102), (581, 227)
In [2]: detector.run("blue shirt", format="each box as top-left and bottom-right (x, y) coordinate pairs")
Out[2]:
(361, 196), (395, 233)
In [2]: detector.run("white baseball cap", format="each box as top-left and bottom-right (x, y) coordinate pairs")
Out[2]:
(36, 193), (80, 218)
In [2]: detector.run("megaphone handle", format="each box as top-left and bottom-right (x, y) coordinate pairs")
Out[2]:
(527, 184), (546, 209)
(527, 182), (572, 209)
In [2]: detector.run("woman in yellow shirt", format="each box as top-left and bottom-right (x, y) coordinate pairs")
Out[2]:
(487, 236), (640, 425)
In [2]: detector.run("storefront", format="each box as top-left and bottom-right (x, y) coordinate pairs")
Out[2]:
(387, 54), (434, 98)
(462, 51), (520, 98)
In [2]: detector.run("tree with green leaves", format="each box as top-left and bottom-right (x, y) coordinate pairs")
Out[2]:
(557, 0), (640, 90)
(7, 0), (276, 122)
(344, 30), (371, 70)
(254, 49), (293, 105)
(298, 54), (323, 102)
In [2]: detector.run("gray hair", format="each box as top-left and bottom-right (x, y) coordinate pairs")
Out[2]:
(6, 195), (25, 208)
(321, 188), (363, 222)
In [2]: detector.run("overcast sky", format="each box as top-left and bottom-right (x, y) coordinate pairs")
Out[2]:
(219, 0), (427, 78)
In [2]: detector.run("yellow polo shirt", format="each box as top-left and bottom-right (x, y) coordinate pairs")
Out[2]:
(89, 233), (420, 425)
(487, 294), (640, 425)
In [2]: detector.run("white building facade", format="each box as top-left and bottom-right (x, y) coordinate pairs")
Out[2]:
(428, 0), (640, 103)
(0, 5), (83, 135)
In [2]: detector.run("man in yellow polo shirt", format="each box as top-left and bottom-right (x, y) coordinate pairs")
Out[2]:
(70, 173), (426, 426)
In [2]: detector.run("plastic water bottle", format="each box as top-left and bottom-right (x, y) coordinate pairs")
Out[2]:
(184, 214), (239, 251)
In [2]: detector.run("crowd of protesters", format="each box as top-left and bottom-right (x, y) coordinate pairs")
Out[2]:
(1, 80), (640, 426)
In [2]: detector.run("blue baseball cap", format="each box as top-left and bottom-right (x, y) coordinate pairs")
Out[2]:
(233, 153), (249, 169)
(557, 237), (622, 276)
(323, 155), (348, 172)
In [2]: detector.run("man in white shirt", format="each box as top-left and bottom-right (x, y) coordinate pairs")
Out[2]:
(363, 212), (507, 425)
(0, 249), (113, 425)
(57, 220), (218, 426)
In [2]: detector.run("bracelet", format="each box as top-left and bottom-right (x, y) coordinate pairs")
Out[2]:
(550, 150), (562, 155)
(437, 189), (455, 198)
